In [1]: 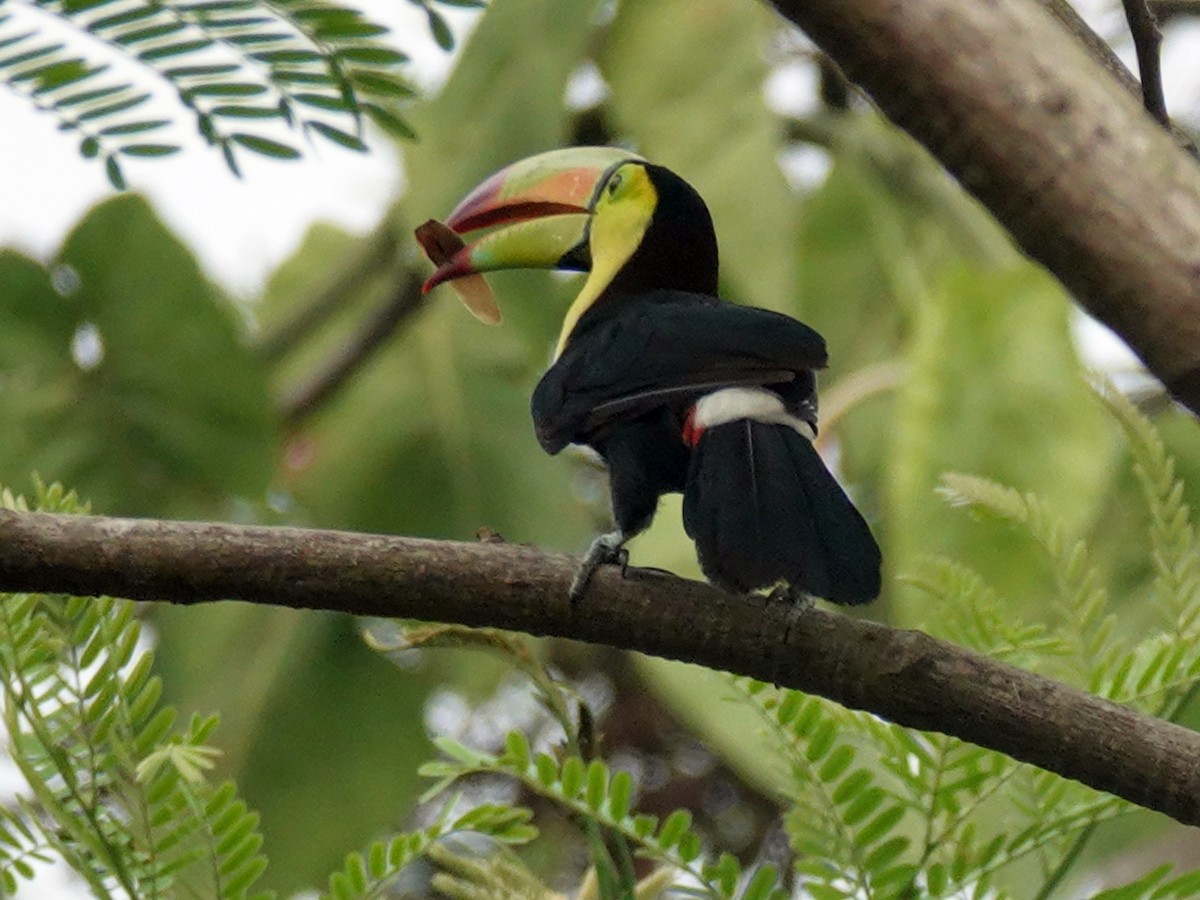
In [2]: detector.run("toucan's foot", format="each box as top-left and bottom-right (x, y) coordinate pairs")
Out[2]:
(765, 583), (815, 613)
(569, 531), (628, 604)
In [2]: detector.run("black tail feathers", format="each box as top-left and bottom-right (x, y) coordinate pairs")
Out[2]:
(682, 419), (881, 604)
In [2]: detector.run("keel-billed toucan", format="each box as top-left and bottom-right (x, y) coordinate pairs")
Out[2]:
(419, 147), (881, 605)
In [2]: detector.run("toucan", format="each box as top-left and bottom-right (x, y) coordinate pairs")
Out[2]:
(418, 147), (881, 605)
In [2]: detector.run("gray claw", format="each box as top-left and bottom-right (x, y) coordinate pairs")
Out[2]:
(568, 530), (628, 604)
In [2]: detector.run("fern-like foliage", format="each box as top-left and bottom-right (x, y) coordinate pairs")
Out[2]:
(420, 731), (786, 900)
(0, 479), (271, 898)
(725, 675), (1137, 899)
(1, 0), (477, 186)
(321, 802), (538, 900)
(934, 384), (1200, 717)
(740, 379), (1200, 899)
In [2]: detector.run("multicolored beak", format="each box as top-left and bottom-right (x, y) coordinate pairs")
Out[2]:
(417, 147), (642, 322)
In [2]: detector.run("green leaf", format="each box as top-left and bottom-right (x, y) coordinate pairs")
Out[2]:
(855, 804), (906, 847)
(293, 91), (351, 111)
(1156, 867), (1200, 897)
(230, 132), (300, 158)
(249, 49), (324, 63)
(307, 120), (367, 151)
(119, 143), (181, 157)
(98, 119), (170, 136)
(211, 104), (283, 118)
(349, 70), (414, 98)
(200, 15), (274, 28)
(0, 43), (64, 71)
(362, 102), (414, 139)
(336, 46), (408, 64)
(28, 60), (101, 92)
(313, 21), (389, 39)
(863, 836), (909, 873)
(841, 787), (885, 826)
(607, 769), (633, 820)
(534, 753), (557, 786)
(425, 6), (453, 50)
(75, 92), (151, 121)
(271, 70), (332, 85)
(657, 809), (692, 849)
(104, 154), (125, 188)
(831, 769), (872, 806)
(111, 22), (188, 45)
(739, 866), (779, 900)
(55, 84), (128, 107)
(162, 63), (242, 78)
(503, 730), (530, 770)
(185, 82), (269, 97)
(138, 39), (215, 60)
(560, 757), (585, 799)
(226, 31), (297, 45)
(818, 744), (855, 782)
(89, 6), (161, 31)
(632, 814), (657, 839)
(585, 759), (607, 810)
(434, 736), (489, 766)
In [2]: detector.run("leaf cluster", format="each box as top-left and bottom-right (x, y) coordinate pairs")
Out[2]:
(0, 0), (473, 186)
(931, 382), (1200, 717)
(322, 802), (537, 900)
(0, 479), (271, 898)
(420, 731), (784, 900)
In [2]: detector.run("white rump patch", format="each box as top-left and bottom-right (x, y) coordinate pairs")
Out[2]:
(692, 387), (816, 440)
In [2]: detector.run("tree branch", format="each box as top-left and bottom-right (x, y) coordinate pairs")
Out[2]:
(255, 221), (399, 364)
(769, 0), (1200, 417)
(277, 270), (428, 425)
(2, 509), (1200, 826)
(1153, 1), (1200, 22)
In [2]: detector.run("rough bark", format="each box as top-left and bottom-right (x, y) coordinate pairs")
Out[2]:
(769, 0), (1200, 416)
(3, 509), (1200, 826)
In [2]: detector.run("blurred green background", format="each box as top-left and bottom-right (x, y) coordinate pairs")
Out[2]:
(4, 0), (1200, 893)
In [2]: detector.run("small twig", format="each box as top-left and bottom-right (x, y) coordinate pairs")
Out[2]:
(1035, 821), (1099, 900)
(255, 221), (398, 364)
(814, 361), (907, 455)
(818, 54), (853, 111)
(1151, 0), (1200, 22)
(1121, 0), (1171, 127)
(277, 270), (427, 425)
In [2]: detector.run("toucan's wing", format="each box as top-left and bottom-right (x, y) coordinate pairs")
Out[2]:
(532, 294), (827, 453)
(581, 372), (795, 424)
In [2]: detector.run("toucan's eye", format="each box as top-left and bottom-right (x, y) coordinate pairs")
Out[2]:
(606, 173), (622, 197)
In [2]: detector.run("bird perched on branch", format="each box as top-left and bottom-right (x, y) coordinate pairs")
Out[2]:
(418, 147), (881, 606)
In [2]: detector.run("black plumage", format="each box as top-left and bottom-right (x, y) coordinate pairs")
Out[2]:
(683, 417), (880, 603)
(532, 291), (880, 604)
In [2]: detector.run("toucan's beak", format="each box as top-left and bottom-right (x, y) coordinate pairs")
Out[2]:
(417, 147), (641, 322)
